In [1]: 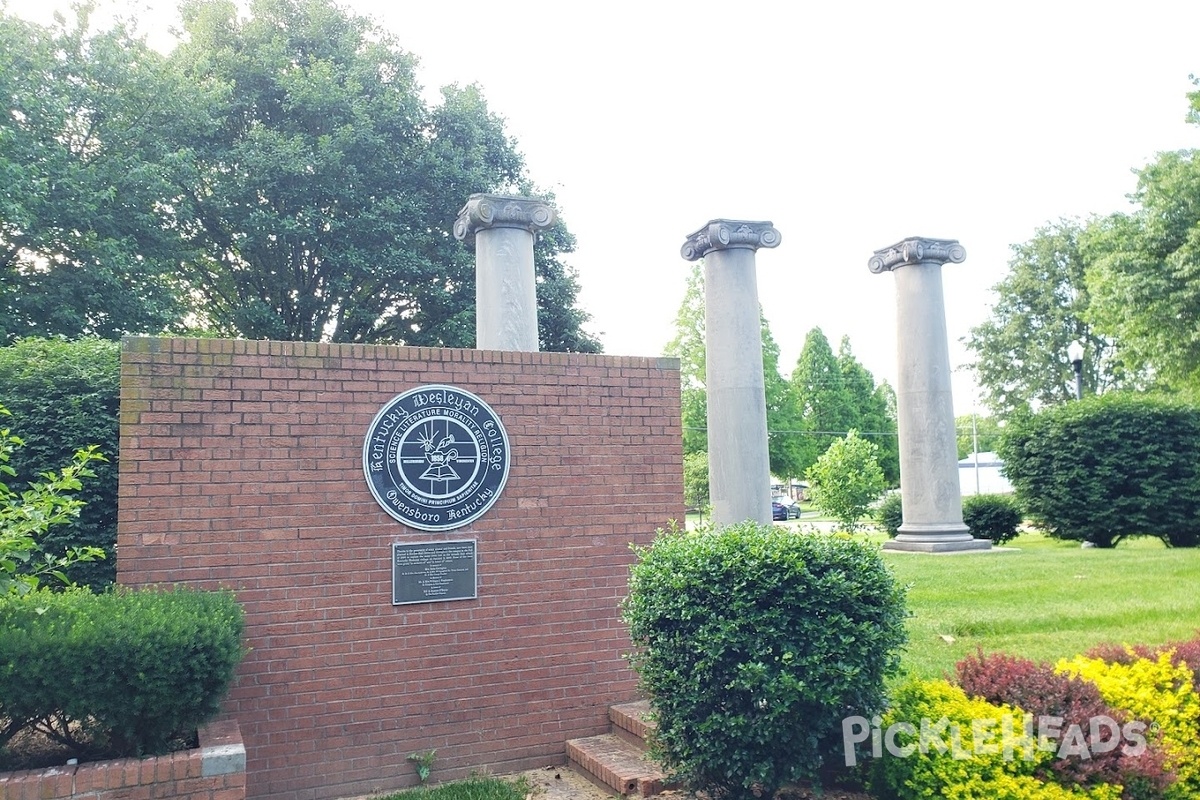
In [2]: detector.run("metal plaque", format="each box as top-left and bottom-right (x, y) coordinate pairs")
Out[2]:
(363, 385), (510, 531)
(392, 540), (477, 605)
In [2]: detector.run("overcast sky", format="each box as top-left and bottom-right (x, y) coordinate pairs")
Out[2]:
(8, 0), (1200, 415)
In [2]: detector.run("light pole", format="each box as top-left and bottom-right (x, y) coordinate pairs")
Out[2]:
(1068, 340), (1085, 401)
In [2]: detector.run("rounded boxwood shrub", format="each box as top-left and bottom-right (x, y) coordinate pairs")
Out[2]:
(622, 522), (907, 799)
(962, 493), (1023, 545)
(0, 586), (244, 759)
(875, 492), (903, 538)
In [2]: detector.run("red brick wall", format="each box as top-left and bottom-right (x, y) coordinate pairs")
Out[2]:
(116, 339), (683, 800)
(0, 721), (245, 800)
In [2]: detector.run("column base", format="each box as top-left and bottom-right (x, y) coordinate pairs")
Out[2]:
(882, 522), (992, 553)
(882, 538), (993, 553)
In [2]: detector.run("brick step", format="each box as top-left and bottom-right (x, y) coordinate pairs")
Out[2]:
(566, 733), (666, 797)
(608, 700), (655, 747)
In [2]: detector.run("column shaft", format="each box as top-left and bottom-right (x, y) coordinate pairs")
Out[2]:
(454, 194), (555, 352)
(869, 237), (990, 553)
(476, 227), (538, 351)
(705, 247), (771, 526)
(682, 220), (781, 527)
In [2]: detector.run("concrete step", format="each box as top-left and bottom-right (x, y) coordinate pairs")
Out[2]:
(566, 733), (667, 797)
(609, 700), (655, 748)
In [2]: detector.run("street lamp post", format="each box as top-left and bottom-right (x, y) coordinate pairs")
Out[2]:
(1068, 340), (1085, 401)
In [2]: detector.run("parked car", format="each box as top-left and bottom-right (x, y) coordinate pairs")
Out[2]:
(772, 495), (801, 520)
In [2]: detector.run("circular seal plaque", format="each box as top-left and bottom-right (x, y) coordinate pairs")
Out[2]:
(363, 385), (510, 531)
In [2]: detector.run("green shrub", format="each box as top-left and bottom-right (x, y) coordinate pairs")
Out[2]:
(622, 522), (907, 799)
(1058, 651), (1200, 800)
(962, 494), (1024, 545)
(806, 430), (887, 532)
(0, 586), (244, 758)
(1, 405), (107, 596)
(875, 492), (903, 538)
(998, 393), (1200, 548)
(869, 679), (1122, 800)
(0, 338), (120, 588)
(956, 651), (1172, 796)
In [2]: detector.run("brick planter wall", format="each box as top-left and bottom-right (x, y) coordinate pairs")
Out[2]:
(116, 339), (683, 800)
(0, 720), (245, 800)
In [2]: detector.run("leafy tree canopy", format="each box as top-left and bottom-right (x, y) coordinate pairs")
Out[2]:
(1086, 138), (1200, 388)
(789, 327), (857, 474)
(0, 0), (599, 351)
(837, 335), (898, 484)
(965, 220), (1135, 418)
(0, 5), (194, 342)
(663, 264), (707, 456)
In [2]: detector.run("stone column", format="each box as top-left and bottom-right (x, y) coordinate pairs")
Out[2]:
(869, 237), (991, 552)
(682, 220), (781, 527)
(454, 194), (555, 351)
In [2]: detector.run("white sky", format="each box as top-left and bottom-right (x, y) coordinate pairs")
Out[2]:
(8, 0), (1200, 415)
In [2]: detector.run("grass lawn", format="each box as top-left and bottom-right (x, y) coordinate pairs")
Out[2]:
(880, 530), (1200, 680)
(375, 775), (528, 800)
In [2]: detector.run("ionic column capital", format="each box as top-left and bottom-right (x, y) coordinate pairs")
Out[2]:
(453, 194), (556, 240)
(681, 220), (781, 262)
(868, 237), (966, 274)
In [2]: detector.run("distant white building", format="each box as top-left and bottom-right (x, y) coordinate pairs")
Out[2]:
(958, 451), (1013, 496)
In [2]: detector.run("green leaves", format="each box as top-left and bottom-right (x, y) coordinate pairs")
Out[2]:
(965, 220), (1133, 418)
(1085, 149), (1200, 389)
(664, 276), (897, 483)
(0, 6), (198, 342)
(623, 523), (907, 799)
(998, 393), (1200, 547)
(0, 1), (598, 351)
(0, 586), (244, 758)
(806, 430), (887, 532)
(0, 338), (119, 589)
(0, 406), (107, 596)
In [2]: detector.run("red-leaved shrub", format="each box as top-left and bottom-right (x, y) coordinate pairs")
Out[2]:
(956, 650), (1172, 798)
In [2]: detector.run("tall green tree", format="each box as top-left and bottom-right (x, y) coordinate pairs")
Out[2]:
(965, 220), (1131, 418)
(166, 0), (597, 349)
(763, 318), (805, 480)
(0, 5), (196, 342)
(1, 0), (598, 351)
(1086, 129), (1200, 388)
(663, 265), (707, 456)
(789, 327), (857, 476)
(837, 336), (898, 484)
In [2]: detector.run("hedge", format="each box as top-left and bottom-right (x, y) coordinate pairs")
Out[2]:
(0, 586), (244, 760)
(0, 338), (120, 588)
(998, 393), (1200, 548)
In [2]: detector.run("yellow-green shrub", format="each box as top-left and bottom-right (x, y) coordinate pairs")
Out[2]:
(869, 679), (1122, 800)
(1057, 651), (1200, 800)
